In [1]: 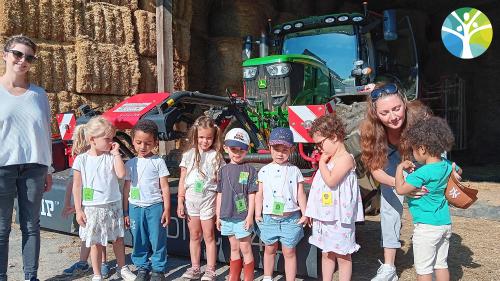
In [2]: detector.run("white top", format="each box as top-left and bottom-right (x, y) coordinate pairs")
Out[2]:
(125, 156), (170, 207)
(72, 152), (122, 206)
(0, 84), (52, 167)
(179, 148), (224, 192)
(258, 163), (304, 214)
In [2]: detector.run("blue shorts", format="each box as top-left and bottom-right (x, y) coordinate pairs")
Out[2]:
(221, 218), (253, 239)
(256, 211), (304, 248)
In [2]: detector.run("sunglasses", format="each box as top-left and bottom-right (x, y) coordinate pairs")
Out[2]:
(314, 137), (328, 151)
(6, 49), (37, 63)
(370, 83), (398, 101)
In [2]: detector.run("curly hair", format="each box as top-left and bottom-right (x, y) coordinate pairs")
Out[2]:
(403, 116), (454, 157)
(400, 100), (433, 160)
(131, 119), (159, 141)
(308, 113), (345, 140)
(360, 82), (407, 171)
(185, 115), (224, 179)
(4, 35), (37, 53)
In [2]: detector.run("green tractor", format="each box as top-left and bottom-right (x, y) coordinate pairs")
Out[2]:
(240, 7), (420, 212)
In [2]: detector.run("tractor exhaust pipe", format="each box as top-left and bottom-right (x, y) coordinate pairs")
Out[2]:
(259, 32), (268, 57)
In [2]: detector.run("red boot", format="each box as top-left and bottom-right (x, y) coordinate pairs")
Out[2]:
(243, 261), (255, 281)
(228, 259), (243, 281)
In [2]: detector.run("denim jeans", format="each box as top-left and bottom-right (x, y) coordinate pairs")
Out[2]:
(0, 164), (47, 281)
(129, 202), (168, 273)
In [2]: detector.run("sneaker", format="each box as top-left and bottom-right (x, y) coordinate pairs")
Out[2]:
(101, 263), (111, 279)
(181, 267), (201, 279)
(92, 275), (103, 281)
(63, 261), (90, 276)
(371, 260), (398, 281)
(119, 266), (137, 281)
(135, 269), (149, 281)
(200, 269), (216, 281)
(150, 271), (166, 281)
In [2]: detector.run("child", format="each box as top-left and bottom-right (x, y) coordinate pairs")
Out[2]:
(395, 116), (459, 281)
(72, 116), (136, 281)
(255, 127), (308, 281)
(216, 128), (258, 281)
(123, 120), (171, 281)
(400, 100), (434, 161)
(177, 116), (224, 281)
(305, 114), (364, 281)
(61, 134), (110, 278)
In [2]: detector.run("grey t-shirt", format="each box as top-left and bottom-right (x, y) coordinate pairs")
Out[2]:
(217, 163), (258, 220)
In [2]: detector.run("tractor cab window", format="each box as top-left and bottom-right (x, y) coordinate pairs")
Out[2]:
(282, 25), (358, 94)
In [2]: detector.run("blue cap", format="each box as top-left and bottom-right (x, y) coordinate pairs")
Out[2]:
(269, 127), (294, 147)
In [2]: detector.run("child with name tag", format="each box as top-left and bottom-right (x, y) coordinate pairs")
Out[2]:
(305, 114), (364, 281)
(72, 116), (136, 281)
(216, 128), (258, 281)
(177, 116), (224, 281)
(255, 127), (308, 281)
(123, 120), (171, 281)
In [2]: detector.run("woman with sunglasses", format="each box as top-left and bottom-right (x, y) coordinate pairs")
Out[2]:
(360, 82), (415, 281)
(0, 35), (52, 281)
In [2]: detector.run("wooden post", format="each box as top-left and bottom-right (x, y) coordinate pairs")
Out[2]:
(156, 0), (174, 155)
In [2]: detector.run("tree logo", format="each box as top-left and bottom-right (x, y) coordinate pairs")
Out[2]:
(441, 7), (493, 59)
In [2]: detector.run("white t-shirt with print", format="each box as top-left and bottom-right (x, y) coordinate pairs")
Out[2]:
(179, 148), (224, 192)
(125, 156), (170, 207)
(258, 163), (304, 214)
(72, 152), (121, 206)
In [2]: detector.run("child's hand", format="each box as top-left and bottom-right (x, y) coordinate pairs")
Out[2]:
(61, 204), (75, 219)
(216, 218), (222, 231)
(452, 162), (462, 181)
(307, 217), (313, 228)
(244, 216), (253, 231)
(76, 210), (87, 227)
(399, 160), (415, 172)
(297, 215), (308, 227)
(177, 201), (186, 219)
(110, 142), (120, 156)
(319, 152), (331, 164)
(161, 211), (170, 227)
(255, 215), (263, 223)
(124, 216), (130, 229)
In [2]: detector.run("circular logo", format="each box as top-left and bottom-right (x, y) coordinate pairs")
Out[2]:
(441, 7), (493, 59)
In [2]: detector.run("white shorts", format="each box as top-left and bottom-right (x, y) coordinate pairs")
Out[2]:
(412, 223), (452, 275)
(185, 188), (216, 220)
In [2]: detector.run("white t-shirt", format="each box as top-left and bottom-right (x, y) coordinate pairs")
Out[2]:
(125, 156), (170, 207)
(72, 152), (121, 206)
(0, 84), (52, 167)
(258, 163), (304, 214)
(179, 148), (224, 192)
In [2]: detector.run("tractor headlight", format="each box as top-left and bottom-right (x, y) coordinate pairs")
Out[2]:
(265, 63), (290, 76)
(243, 67), (258, 79)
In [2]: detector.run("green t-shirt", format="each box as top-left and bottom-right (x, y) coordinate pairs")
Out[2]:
(406, 159), (454, 226)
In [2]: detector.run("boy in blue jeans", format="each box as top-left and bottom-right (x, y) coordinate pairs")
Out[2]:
(395, 116), (461, 281)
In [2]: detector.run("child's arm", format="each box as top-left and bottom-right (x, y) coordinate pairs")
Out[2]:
(319, 154), (355, 188)
(254, 182), (264, 222)
(245, 193), (255, 230)
(123, 180), (131, 228)
(297, 182), (308, 225)
(176, 167), (187, 219)
(160, 176), (171, 227)
(72, 170), (86, 227)
(395, 160), (417, 195)
(215, 192), (222, 231)
(371, 169), (396, 187)
(110, 142), (126, 179)
(61, 180), (75, 218)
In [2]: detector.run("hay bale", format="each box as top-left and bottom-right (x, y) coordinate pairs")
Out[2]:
(173, 19), (190, 62)
(138, 0), (155, 13)
(190, 0), (211, 34)
(134, 10), (156, 57)
(29, 44), (76, 93)
(75, 38), (140, 96)
(0, 0), (23, 36)
(209, 0), (274, 37)
(138, 56), (157, 93)
(173, 60), (188, 91)
(87, 0), (138, 10)
(188, 33), (208, 92)
(207, 37), (243, 96)
(83, 2), (134, 45)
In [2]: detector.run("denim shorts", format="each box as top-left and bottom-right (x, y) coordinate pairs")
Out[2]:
(256, 211), (304, 248)
(220, 218), (253, 239)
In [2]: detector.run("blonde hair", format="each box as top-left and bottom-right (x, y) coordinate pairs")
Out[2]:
(185, 116), (224, 178)
(72, 116), (116, 156)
